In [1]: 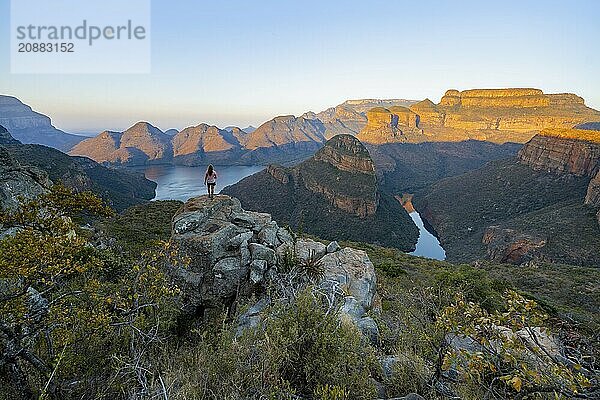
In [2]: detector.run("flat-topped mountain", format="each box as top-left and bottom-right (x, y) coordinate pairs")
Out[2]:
(358, 88), (600, 144)
(0, 95), (85, 151)
(223, 134), (419, 250)
(306, 99), (419, 139)
(357, 106), (421, 144)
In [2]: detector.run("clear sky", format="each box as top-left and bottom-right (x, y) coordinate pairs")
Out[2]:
(1, 0), (599, 133)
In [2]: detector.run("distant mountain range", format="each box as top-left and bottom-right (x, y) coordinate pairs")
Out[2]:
(4, 90), (600, 168)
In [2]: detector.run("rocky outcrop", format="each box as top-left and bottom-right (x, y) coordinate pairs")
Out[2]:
(312, 133), (375, 174)
(517, 129), (600, 177)
(482, 226), (547, 264)
(0, 145), (51, 211)
(300, 135), (378, 217)
(170, 195), (378, 338)
(0, 95), (85, 151)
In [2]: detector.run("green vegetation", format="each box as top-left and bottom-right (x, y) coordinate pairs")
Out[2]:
(0, 186), (180, 399)
(300, 159), (376, 200)
(149, 288), (377, 400)
(347, 242), (598, 399)
(99, 199), (183, 254)
(414, 158), (600, 265)
(371, 140), (521, 193)
(1, 191), (597, 399)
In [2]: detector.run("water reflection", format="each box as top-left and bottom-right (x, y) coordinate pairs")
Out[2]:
(408, 211), (446, 260)
(138, 164), (264, 202)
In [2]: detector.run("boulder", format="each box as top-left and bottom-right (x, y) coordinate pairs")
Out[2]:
(171, 194), (380, 340)
(249, 243), (277, 267)
(482, 226), (546, 264)
(319, 247), (377, 312)
(258, 221), (280, 247)
(326, 240), (341, 253)
(250, 259), (268, 284)
(294, 239), (327, 264)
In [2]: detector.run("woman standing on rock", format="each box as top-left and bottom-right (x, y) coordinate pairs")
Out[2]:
(204, 164), (218, 199)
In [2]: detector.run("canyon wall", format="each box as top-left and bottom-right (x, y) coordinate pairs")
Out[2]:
(517, 129), (600, 177)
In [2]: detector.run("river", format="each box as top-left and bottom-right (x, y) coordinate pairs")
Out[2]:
(408, 211), (446, 260)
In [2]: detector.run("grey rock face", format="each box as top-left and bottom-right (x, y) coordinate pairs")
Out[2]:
(250, 259), (268, 284)
(171, 194), (379, 339)
(0, 125), (20, 145)
(0, 145), (51, 211)
(327, 240), (341, 253)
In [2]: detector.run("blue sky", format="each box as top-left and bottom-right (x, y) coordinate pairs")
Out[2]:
(1, 0), (599, 133)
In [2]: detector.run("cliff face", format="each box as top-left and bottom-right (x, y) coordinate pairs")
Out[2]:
(295, 134), (378, 218)
(585, 171), (600, 207)
(359, 88), (600, 145)
(222, 134), (419, 251)
(0, 95), (85, 151)
(517, 129), (600, 177)
(357, 107), (422, 144)
(0, 145), (51, 211)
(0, 125), (19, 145)
(312, 133), (375, 174)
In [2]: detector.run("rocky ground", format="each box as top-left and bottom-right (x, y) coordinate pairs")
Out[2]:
(170, 194), (380, 340)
